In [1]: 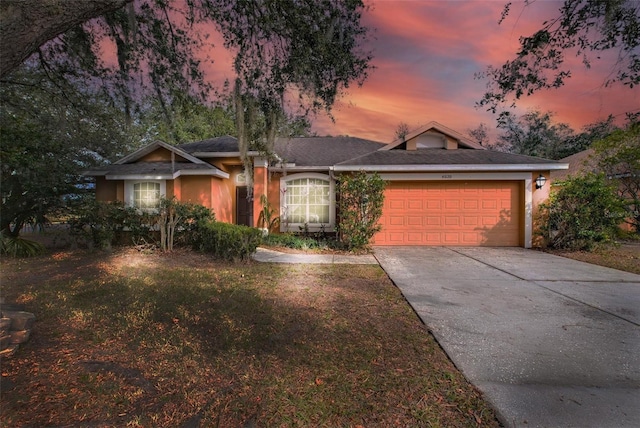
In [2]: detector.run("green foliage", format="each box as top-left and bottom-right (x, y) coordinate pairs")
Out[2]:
(592, 122), (640, 232)
(257, 194), (280, 234)
(262, 232), (336, 251)
(143, 97), (236, 145)
(69, 201), (143, 250)
(478, 0), (640, 113)
(494, 110), (576, 159)
(0, 66), (138, 237)
(0, 234), (46, 257)
(540, 174), (626, 250)
(336, 171), (386, 251)
(156, 197), (215, 252)
(192, 221), (262, 262)
(69, 198), (214, 250)
(210, 0), (373, 172)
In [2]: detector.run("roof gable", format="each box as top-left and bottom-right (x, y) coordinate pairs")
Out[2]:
(382, 121), (484, 151)
(115, 140), (207, 165)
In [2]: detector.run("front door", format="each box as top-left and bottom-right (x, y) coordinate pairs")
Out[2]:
(236, 186), (253, 227)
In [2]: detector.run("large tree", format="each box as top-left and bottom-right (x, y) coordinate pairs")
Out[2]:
(2, 0), (372, 156)
(478, 0), (640, 113)
(0, 68), (137, 236)
(1, 0), (372, 233)
(203, 0), (372, 185)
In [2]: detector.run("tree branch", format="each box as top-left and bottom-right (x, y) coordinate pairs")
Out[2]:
(0, 0), (133, 78)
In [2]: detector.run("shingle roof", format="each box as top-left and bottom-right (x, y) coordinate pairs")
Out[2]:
(178, 135), (387, 167)
(337, 148), (560, 167)
(178, 136), (240, 153)
(551, 149), (598, 181)
(274, 136), (386, 166)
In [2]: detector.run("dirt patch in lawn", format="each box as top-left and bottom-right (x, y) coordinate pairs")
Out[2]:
(1, 248), (499, 427)
(547, 241), (640, 274)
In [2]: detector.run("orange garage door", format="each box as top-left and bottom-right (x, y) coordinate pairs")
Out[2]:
(374, 181), (522, 246)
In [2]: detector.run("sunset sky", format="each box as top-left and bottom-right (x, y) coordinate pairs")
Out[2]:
(200, 0), (639, 143)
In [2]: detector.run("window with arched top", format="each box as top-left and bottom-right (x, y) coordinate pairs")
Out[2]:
(280, 173), (335, 231)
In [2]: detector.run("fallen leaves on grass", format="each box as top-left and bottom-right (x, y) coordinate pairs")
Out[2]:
(1, 248), (499, 427)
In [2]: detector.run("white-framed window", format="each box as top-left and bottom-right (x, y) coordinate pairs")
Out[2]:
(280, 173), (335, 232)
(124, 180), (166, 210)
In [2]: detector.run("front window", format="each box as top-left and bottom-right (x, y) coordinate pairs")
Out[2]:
(281, 174), (334, 231)
(124, 180), (166, 210)
(133, 182), (161, 209)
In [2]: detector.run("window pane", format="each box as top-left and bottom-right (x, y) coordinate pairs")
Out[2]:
(285, 177), (329, 224)
(134, 182), (160, 209)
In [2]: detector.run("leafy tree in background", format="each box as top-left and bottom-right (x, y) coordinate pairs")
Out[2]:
(593, 122), (640, 232)
(0, 67), (138, 237)
(478, 0), (640, 114)
(143, 96), (237, 145)
(493, 110), (575, 159)
(557, 115), (619, 159)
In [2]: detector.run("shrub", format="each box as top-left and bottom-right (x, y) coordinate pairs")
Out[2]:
(69, 200), (141, 250)
(0, 234), (46, 257)
(192, 221), (262, 261)
(156, 197), (216, 252)
(69, 199), (215, 251)
(262, 232), (333, 251)
(336, 171), (385, 251)
(539, 173), (626, 250)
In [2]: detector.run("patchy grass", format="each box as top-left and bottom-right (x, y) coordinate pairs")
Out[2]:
(548, 241), (640, 274)
(0, 248), (498, 427)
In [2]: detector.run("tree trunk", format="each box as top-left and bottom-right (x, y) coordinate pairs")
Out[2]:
(0, 0), (132, 78)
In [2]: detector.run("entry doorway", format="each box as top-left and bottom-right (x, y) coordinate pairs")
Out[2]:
(236, 186), (253, 227)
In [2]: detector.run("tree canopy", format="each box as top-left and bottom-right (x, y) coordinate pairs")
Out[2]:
(0, 67), (137, 236)
(477, 0), (640, 113)
(490, 110), (621, 160)
(0, 0), (373, 235)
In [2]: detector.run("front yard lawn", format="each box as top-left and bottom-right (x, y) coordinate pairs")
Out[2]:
(548, 241), (640, 274)
(0, 248), (499, 427)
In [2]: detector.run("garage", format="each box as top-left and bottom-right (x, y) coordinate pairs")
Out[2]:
(374, 180), (523, 246)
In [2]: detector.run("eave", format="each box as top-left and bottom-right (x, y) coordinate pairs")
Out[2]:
(332, 163), (569, 173)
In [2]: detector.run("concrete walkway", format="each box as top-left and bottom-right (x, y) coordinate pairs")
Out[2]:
(252, 247), (378, 264)
(375, 247), (640, 428)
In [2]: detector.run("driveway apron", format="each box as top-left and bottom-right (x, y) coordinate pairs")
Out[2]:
(374, 246), (640, 428)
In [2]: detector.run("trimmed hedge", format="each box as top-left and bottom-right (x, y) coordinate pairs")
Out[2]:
(193, 221), (262, 261)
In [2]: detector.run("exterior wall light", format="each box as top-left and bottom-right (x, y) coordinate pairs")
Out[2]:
(535, 174), (547, 189)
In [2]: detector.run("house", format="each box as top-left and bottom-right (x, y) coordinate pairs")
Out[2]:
(84, 121), (568, 247)
(550, 148), (598, 182)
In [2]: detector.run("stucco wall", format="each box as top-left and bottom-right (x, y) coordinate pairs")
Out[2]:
(211, 178), (233, 223)
(95, 177), (118, 202)
(180, 176), (211, 207)
(531, 170), (551, 247)
(140, 148), (188, 162)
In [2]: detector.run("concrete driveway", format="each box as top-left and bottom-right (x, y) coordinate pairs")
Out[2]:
(374, 247), (640, 428)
